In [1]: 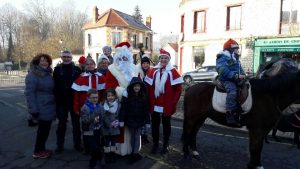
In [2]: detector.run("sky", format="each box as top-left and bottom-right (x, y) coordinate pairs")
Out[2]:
(0, 0), (181, 36)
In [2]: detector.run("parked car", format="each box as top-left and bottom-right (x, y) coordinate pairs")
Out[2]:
(182, 66), (218, 83)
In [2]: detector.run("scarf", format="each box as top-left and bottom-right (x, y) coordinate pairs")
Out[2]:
(85, 100), (100, 113)
(103, 100), (118, 114)
(154, 64), (169, 98)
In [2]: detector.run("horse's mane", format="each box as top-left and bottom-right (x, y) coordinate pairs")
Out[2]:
(250, 71), (300, 94)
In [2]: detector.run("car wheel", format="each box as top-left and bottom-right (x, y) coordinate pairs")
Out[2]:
(184, 76), (192, 83)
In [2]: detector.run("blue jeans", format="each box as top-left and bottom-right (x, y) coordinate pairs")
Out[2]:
(222, 81), (237, 112)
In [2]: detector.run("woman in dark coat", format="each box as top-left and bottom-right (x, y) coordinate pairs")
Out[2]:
(25, 53), (56, 159)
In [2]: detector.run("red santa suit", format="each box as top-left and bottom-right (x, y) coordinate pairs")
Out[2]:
(71, 71), (105, 114)
(105, 42), (138, 156)
(144, 63), (183, 116)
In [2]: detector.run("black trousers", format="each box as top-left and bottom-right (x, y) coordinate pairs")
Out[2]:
(34, 120), (52, 153)
(104, 135), (117, 147)
(84, 130), (103, 162)
(56, 104), (81, 148)
(151, 112), (171, 147)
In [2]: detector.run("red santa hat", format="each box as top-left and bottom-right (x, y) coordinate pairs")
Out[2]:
(115, 42), (131, 49)
(78, 56), (86, 64)
(159, 49), (171, 59)
(223, 39), (239, 50)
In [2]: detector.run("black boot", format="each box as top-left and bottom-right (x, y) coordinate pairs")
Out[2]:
(141, 134), (149, 144)
(104, 153), (111, 164)
(226, 111), (240, 126)
(110, 152), (116, 163)
(161, 140), (169, 155)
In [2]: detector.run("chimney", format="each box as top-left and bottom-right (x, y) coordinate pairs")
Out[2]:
(146, 16), (152, 28)
(92, 6), (99, 24)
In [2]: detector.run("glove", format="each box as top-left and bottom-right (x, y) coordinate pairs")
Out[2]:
(31, 113), (39, 118)
(111, 120), (119, 128)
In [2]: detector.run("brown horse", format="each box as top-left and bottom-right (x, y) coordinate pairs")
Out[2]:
(182, 71), (300, 169)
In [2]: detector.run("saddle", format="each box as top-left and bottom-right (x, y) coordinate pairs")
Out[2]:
(212, 79), (252, 114)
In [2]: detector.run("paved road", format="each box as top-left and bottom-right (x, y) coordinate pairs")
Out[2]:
(1, 84), (299, 169)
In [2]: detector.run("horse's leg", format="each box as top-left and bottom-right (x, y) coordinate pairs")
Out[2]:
(264, 131), (270, 144)
(294, 131), (300, 148)
(247, 130), (266, 169)
(190, 118), (206, 155)
(272, 128), (280, 142)
(183, 119), (193, 159)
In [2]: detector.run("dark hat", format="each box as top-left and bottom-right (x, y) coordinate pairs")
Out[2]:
(141, 54), (150, 64)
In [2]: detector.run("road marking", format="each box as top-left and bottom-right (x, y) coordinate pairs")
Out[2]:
(171, 125), (295, 146)
(16, 102), (27, 108)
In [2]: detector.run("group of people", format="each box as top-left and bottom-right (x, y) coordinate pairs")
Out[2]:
(24, 41), (184, 169)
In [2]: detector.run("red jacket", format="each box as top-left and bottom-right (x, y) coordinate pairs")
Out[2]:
(71, 72), (105, 114)
(145, 64), (183, 116)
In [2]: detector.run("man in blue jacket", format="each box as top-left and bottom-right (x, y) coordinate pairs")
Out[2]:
(216, 39), (245, 126)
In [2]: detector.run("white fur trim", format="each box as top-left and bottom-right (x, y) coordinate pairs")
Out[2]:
(256, 167), (264, 169)
(122, 90), (128, 97)
(115, 127), (132, 156)
(116, 86), (126, 100)
(169, 72), (184, 85)
(71, 81), (105, 91)
(154, 105), (164, 113)
(110, 146), (116, 152)
(144, 75), (153, 85)
(154, 68), (168, 98)
(212, 86), (252, 114)
(104, 146), (110, 153)
(71, 83), (89, 91)
(136, 64), (145, 79)
(192, 151), (199, 156)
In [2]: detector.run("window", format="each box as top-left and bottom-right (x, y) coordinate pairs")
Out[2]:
(112, 32), (122, 46)
(133, 34), (137, 48)
(280, 0), (299, 34)
(145, 37), (149, 49)
(88, 34), (92, 46)
(194, 10), (206, 33)
(226, 5), (242, 30)
(193, 46), (205, 68)
(181, 15), (185, 33)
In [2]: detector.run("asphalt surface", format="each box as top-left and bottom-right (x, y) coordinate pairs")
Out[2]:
(0, 76), (299, 169)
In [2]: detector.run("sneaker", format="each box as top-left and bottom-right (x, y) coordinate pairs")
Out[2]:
(32, 151), (51, 159)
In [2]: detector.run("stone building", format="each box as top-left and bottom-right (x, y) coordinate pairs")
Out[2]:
(83, 6), (153, 63)
(178, 0), (300, 74)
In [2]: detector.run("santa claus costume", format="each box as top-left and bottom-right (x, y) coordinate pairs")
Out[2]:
(105, 42), (138, 156)
(144, 49), (184, 154)
(72, 58), (106, 114)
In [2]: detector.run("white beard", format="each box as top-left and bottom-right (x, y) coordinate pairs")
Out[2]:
(118, 61), (134, 82)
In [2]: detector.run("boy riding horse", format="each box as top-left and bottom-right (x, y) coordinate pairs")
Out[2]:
(216, 39), (246, 126)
